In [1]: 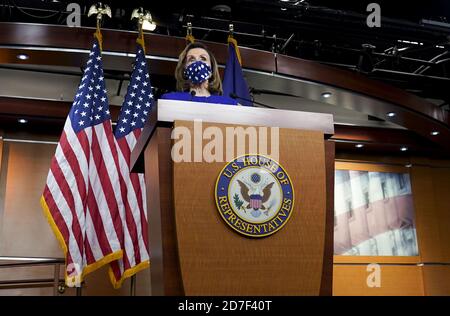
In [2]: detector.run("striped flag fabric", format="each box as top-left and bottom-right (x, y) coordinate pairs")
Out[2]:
(40, 37), (125, 286)
(108, 43), (152, 288)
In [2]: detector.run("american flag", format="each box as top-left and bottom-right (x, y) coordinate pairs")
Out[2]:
(108, 43), (152, 288)
(41, 38), (125, 286)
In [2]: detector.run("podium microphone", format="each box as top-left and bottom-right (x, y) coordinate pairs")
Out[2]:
(229, 93), (275, 109)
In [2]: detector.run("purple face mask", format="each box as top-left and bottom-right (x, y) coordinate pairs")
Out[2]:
(183, 60), (212, 84)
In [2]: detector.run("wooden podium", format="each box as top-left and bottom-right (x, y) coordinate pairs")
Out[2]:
(131, 100), (335, 296)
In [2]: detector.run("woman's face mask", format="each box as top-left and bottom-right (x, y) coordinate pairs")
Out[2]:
(183, 60), (212, 84)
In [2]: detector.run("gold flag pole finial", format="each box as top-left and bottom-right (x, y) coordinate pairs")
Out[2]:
(88, 3), (112, 51)
(186, 22), (195, 44)
(131, 7), (154, 54)
(228, 23), (234, 39)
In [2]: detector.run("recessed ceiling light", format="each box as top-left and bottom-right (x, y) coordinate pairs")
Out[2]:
(400, 146), (408, 152)
(387, 112), (396, 117)
(17, 54), (29, 60)
(321, 92), (332, 98)
(281, 7), (287, 11)
(405, 163), (412, 168)
(18, 118), (28, 124)
(431, 131), (440, 136)
(280, 0), (290, 2)
(355, 144), (364, 148)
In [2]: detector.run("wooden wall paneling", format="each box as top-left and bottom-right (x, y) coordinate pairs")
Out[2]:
(335, 161), (409, 173)
(0, 137), (3, 173)
(335, 154), (411, 166)
(422, 265), (450, 296)
(430, 168), (450, 262)
(0, 141), (62, 296)
(411, 157), (450, 168)
(333, 264), (424, 296)
(0, 264), (65, 296)
(334, 256), (420, 264)
(410, 166), (444, 263)
(320, 141), (335, 295)
(0, 141), (59, 257)
(0, 97), (121, 122)
(0, 137), (6, 249)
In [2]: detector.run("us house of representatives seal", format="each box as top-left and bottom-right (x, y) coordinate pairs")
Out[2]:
(215, 154), (295, 237)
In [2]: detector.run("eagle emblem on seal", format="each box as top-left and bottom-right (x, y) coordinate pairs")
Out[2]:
(237, 174), (274, 218)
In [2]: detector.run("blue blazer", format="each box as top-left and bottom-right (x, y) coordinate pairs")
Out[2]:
(160, 92), (238, 106)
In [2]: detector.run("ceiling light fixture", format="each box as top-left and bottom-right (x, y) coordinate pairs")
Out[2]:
(400, 146), (408, 152)
(386, 112), (396, 117)
(17, 54), (29, 60)
(18, 118), (28, 124)
(397, 40), (423, 45)
(431, 131), (440, 136)
(321, 92), (332, 98)
(211, 5), (232, 12)
(355, 144), (364, 148)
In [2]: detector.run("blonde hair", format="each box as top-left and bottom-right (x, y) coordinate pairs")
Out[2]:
(175, 42), (223, 95)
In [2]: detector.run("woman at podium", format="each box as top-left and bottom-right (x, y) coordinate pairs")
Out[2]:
(161, 42), (238, 105)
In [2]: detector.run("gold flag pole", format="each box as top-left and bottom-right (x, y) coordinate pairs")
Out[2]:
(87, 3), (112, 51)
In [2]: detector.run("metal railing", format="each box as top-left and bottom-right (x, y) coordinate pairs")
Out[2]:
(0, 256), (138, 295)
(0, 256), (76, 296)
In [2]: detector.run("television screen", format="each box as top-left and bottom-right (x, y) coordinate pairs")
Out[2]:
(334, 170), (419, 256)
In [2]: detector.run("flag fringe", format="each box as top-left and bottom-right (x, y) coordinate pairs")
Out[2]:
(41, 196), (124, 287)
(186, 34), (195, 44)
(227, 36), (242, 66)
(108, 260), (150, 289)
(94, 30), (103, 51)
(40, 195), (68, 259)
